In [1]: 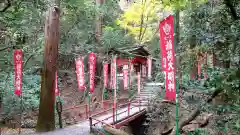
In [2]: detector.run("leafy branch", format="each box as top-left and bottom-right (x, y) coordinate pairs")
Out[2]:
(0, 0), (11, 12)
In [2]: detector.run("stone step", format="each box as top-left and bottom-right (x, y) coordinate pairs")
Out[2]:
(134, 97), (153, 100)
(139, 92), (154, 94)
(145, 82), (164, 86)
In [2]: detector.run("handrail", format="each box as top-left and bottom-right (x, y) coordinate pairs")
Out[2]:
(115, 105), (136, 116)
(90, 104), (137, 128)
(92, 115), (114, 125)
(90, 107), (113, 118)
(89, 98), (152, 133)
(62, 97), (128, 112)
(90, 100), (137, 118)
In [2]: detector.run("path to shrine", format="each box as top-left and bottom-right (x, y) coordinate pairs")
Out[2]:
(29, 83), (163, 135)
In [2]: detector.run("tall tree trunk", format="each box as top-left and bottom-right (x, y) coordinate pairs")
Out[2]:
(36, 5), (60, 132)
(95, 0), (104, 83)
(95, 0), (103, 43)
(90, 0), (104, 110)
(189, 2), (198, 80)
(190, 35), (197, 80)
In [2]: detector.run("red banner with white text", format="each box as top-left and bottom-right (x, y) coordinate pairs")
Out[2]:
(123, 65), (128, 90)
(88, 53), (96, 93)
(76, 56), (85, 90)
(147, 57), (152, 79)
(112, 57), (117, 109)
(129, 61), (133, 88)
(103, 63), (108, 88)
(112, 57), (117, 90)
(14, 49), (23, 97)
(55, 72), (59, 96)
(159, 15), (176, 100)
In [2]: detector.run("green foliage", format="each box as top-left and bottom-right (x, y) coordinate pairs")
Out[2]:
(203, 68), (240, 103)
(180, 0), (240, 65)
(0, 73), (40, 116)
(117, 0), (163, 43)
(100, 27), (136, 50)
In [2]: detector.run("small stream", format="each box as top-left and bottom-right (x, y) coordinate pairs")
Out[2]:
(129, 114), (148, 135)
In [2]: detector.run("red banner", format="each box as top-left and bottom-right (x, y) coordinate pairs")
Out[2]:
(111, 57), (117, 109)
(55, 72), (59, 96)
(88, 53), (96, 93)
(159, 15), (176, 100)
(142, 65), (146, 77)
(14, 49), (23, 97)
(112, 57), (117, 90)
(76, 56), (85, 90)
(103, 63), (108, 88)
(123, 65), (128, 90)
(110, 62), (112, 89)
(147, 57), (152, 79)
(129, 62), (133, 88)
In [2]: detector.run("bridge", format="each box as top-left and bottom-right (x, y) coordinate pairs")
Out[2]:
(88, 82), (164, 135)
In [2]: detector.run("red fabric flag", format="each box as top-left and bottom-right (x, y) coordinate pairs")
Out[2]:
(14, 49), (23, 97)
(55, 72), (59, 96)
(112, 57), (117, 109)
(103, 63), (108, 88)
(112, 58), (117, 90)
(88, 53), (96, 93)
(142, 65), (146, 77)
(129, 61), (133, 88)
(76, 56), (85, 90)
(147, 57), (152, 79)
(159, 15), (176, 100)
(123, 65), (128, 90)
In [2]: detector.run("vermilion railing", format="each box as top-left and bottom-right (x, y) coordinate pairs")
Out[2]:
(89, 98), (150, 134)
(61, 97), (129, 120)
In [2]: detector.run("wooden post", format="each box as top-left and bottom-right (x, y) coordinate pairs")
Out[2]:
(36, 5), (60, 132)
(89, 117), (93, 133)
(112, 107), (115, 124)
(95, 0), (104, 42)
(85, 104), (88, 119)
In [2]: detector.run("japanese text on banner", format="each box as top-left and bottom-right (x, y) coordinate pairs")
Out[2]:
(103, 63), (108, 88)
(123, 65), (128, 90)
(112, 58), (117, 90)
(159, 15), (176, 100)
(147, 57), (152, 79)
(14, 49), (23, 97)
(88, 53), (96, 93)
(76, 56), (85, 90)
(55, 72), (59, 96)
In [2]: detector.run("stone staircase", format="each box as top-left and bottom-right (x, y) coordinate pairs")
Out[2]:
(132, 82), (164, 106)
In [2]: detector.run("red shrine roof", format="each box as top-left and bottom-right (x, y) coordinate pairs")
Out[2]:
(106, 45), (150, 66)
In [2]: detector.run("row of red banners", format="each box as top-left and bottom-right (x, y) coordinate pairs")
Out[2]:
(13, 49), (60, 97)
(13, 15), (200, 102)
(13, 14), (176, 101)
(13, 54), (152, 97)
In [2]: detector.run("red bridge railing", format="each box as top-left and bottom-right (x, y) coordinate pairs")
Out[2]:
(89, 98), (150, 133)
